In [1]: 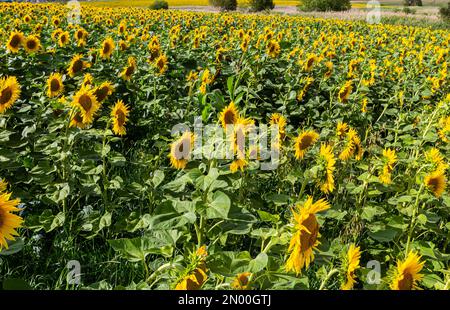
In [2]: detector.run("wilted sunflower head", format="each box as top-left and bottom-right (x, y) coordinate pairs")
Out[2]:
(0, 76), (21, 114)
(24, 35), (40, 53)
(47, 73), (64, 98)
(7, 31), (24, 53)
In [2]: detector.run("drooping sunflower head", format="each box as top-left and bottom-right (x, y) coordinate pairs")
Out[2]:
(0, 76), (21, 114)
(169, 132), (195, 170)
(336, 121), (349, 139)
(71, 85), (100, 125)
(318, 143), (336, 194)
(46, 73), (64, 98)
(100, 37), (115, 59)
(67, 54), (87, 78)
(285, 197), (330, 274)
(341, 244), (361, 290)
(6, 31), (24, 53)
(24, 35), (40, 53)
(390, 251), (424, 290)
(111, 100), (130, 136)
(219, 101), (239, 130)
(0, 192), (23, 250)
(424, 170), (446, 198)
(294, 130), (319, 160)
(94, 82), (114, 103)
(231, 272), (252, 290)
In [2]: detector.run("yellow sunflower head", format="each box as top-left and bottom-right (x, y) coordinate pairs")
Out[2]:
(219, 101), (239, 130)
(100, 37), (115, 59)
(390, 251), (424, 290)
(67, 54), (88, 78)
(294, 130), (319, 160)
(58, 31), (70, 47)
(338, 80), (353, 103)
(0, 76), (21, 114)
(169, 132), (195, 170)
(270, 113), (287, 138)
(46, 73), (64, 98)
(69, 111), (86, 129)
(24, 35), (40, 53)
(341, 244), (361, 290)
(71, 85), (100, 125)
(266, 40), (281, 58)
(379, 148), (397, 185)
(154, 54), (168, 75)
(111, 100), (130, 136)
(285, 196), (330, 274)
(231, 272), (252, 290)
(6, 31), (24, 53)
(318, 143), (336, 194)
(0, 192), (23, 250)
(336, 121), (349, 139)
(424, 170), (446, 198)
(94, 82), (114, 103)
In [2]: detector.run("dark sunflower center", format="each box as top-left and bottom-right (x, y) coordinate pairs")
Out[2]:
(300, 214), (319, 252)
(50, 79), (60, 92)
(95, 87), (108, 102)
(238, 275), (249, 286)
(125, 66), (134, 76)
(27, 40), (37, 50)
(398, 273), (414, 290)
(178, 142), (184, 153)
(74, 112), (83, 123)
(72, 59), (83, 74)
(307, 58), (314, 68)
(61, 35), (67, 43)
(300, 135), (313, 150)
(428, 177), (439, 189)
(117, 110), (125, 126)
(10, 35), (21, 48)
(78, 94), (92, 111)
(0, 87), (13, 105)
(76, 31), (83, 40)
(223, 110), (236, 125)
(103, 43), (111, 55)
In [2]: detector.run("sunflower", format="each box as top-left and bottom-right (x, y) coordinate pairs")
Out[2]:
(94, 82), (114, 103)
(82, 73), (94, 87)
(67, 54), (88, 78)
(23, 35), (40, 53)
(69, 111), (86, 129)
(230, 159), (247, 173)
(100, 37), (115, 59)
(6, 31), (24, 53)
(303, 53), (318, 72)
(169, 132), (194, 170)
(270, 113), (287, 140)
(58, 31), (70, 47)
(336, 121), (348, 139)
(266, 40), (280, 58)
(285, 197), (330, 274)
(341, 244), (361, 290)
(219, 101), (239, 130)
(318, 144), (336, 194)
(338, 80), (352, 103)
(379, 148), (397, 185)
(294, 130), (319, 160)
(231, 272), (252, 290)
(111, 100), (130, 136)
(339, 128), (361, 161)
(0, 76), (21, 114)
(71, 86), (100, 125)
(425, 148), (447, 173)
(46, 73), (64, 98)
(154, 54), (168, 75)
(175, 246), (208, 290)
(120, 57), (136, 81)
(324, 61), (333, 78)
(0, 192), (23, 250)
(75, 28), (87, 42)
(0, 179), (6, 193)
(424, 170), (446, 198)
(390, 252), (424, 290)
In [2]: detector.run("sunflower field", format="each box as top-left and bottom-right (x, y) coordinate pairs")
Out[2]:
(0, 2), (449, 291)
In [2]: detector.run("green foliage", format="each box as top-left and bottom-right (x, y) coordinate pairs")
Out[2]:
(403, 0), (423, 6)
(298, 0), (351, 12)
(149, 0), (169, 10)
(248, 0), (275, 12)
(440, 2), (450, 22)
(402, 7), (416, 14)
(209, 0), (238, 11)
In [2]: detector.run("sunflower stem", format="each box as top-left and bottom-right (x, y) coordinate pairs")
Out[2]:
(405, 184), (424, 256)
(319, 268), (339, 290)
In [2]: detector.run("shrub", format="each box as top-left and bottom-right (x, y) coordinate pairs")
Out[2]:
(403, 0), (423, 6)
(149, 0), (168, 10)
(298, 0), (351, 12)
(210, 0), (238, 11)
(248, 0), (275, 12)
(440, 2), (450, 21)
(402, 7), (416, 14)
